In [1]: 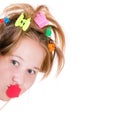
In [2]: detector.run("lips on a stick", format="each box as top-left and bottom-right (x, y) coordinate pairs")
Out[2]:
(6, 84), (21, 98)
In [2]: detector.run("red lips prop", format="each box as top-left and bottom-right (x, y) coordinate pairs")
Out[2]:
(6, 84), (21, 98)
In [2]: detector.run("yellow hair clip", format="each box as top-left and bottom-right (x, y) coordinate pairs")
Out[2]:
(15, 13), (31, 31)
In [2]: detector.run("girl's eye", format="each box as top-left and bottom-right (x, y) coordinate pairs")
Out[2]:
(28, 69), (36, 75)
(11, 60), (19, 66)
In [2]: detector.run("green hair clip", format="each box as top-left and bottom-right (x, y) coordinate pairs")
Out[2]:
(45, 26), (52, 37)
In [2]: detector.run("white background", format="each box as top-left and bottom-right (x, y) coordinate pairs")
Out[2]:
(0, 0), (120, 120)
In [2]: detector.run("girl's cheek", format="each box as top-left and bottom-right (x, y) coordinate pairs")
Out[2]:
(22, 77), (36, 91)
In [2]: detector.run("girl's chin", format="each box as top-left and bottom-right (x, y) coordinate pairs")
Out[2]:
(0, 95), (11, 101)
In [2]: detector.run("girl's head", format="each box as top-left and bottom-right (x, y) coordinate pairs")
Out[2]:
(0, 3), (65, 101)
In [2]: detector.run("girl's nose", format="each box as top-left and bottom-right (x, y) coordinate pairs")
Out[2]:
(12, 71), (25, 85)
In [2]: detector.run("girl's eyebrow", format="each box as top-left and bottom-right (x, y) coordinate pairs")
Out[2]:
(11, 54), (40, 71)
(11, 54), (23, 61)
(34, 67), (40, 72)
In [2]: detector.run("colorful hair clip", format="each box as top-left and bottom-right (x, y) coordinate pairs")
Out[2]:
(34, 12), (48, 28)
(0, 17), (10, 24)
(15, 13), (31, 31)
(48, 41), (55, 52)
(0, 18), (4, 23)
(4, 17), (10, 24)
(45, 26), (52, 37)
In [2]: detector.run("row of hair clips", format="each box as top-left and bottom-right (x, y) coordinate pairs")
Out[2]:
(0, 12), (55, 52)
(0, 17), (10, 24)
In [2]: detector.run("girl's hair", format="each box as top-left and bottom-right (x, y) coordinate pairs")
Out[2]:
(0, 3), (65, 79)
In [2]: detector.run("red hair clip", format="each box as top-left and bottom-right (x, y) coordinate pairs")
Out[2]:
(0, 18), (4, 23)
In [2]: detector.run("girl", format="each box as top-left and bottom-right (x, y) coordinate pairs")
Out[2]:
(0, 3), (65, 102)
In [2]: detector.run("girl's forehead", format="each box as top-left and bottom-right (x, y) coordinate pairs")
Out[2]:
(11, 38), (45, 68)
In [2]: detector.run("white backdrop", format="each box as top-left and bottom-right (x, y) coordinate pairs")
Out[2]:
(0, 0), (120, 120)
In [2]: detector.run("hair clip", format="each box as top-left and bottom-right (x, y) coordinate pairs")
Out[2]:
(34, 13), (54, 52)
(0, 18), (4, 23)
(4, 17), (10, 24)
(34, 12), (48, 28)
(45, 27), (55, 52)
(45, 26), (52, 37)
(15, 13), (31, 31)
(0, 17), (10, 24)
(48, 41), (55, 52)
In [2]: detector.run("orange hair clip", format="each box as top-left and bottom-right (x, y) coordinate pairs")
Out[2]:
(48, 42), (55, 52)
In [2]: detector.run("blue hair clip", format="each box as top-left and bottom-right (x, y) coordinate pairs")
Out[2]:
(4, 17), (10, 24)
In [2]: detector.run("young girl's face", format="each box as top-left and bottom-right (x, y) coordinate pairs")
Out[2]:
(0, 38), (45, 101)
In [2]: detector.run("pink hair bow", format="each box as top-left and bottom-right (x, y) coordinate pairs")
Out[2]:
(34, 12), (49, 28)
